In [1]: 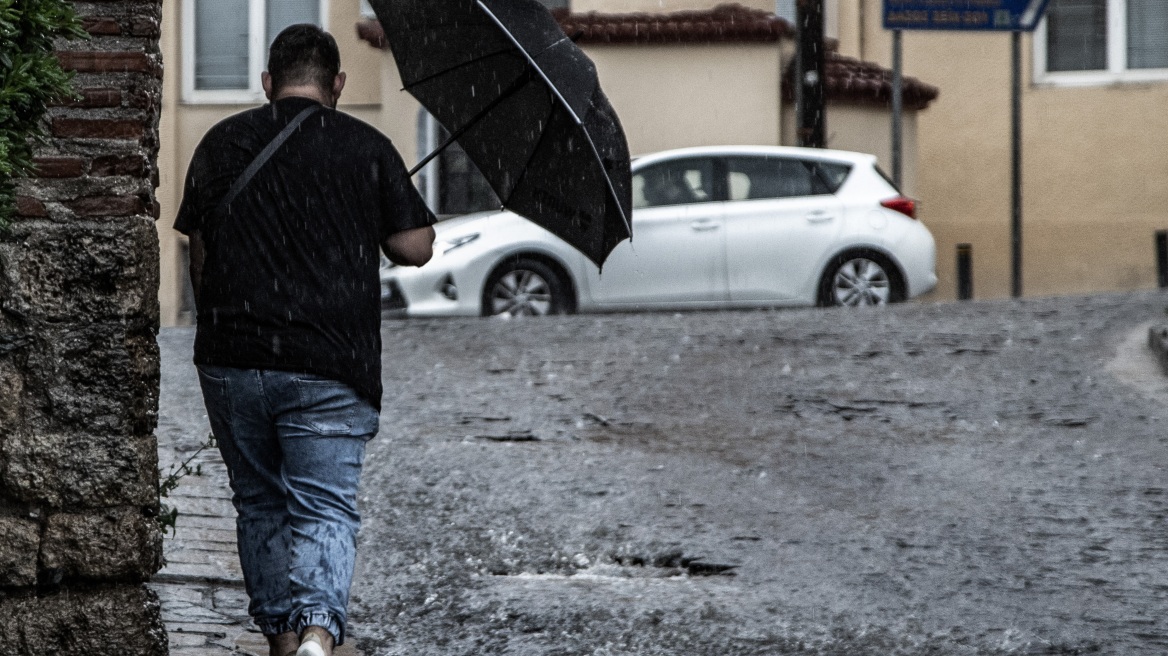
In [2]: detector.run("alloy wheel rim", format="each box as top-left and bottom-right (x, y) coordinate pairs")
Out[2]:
(832, 258), (891, 306)
(491, 269), (552, 316)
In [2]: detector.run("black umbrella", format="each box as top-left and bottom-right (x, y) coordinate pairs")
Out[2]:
(368, 0), (632, 268)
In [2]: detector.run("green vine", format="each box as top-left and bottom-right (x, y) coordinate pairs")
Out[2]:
(0, 0), (86, 229)
(158, 432), (217, 537)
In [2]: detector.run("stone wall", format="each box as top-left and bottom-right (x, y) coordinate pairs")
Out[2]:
(0, 0), (167, 653)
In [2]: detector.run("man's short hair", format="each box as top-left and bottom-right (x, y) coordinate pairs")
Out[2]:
(267, 24), (341, 95)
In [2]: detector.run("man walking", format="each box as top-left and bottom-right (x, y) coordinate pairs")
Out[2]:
(175, 25), (435, 656)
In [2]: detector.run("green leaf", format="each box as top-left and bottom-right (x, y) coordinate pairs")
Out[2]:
(0, 0), (83, 228)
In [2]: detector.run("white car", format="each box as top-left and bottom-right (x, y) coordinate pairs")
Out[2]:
(382, 145), (937, 317)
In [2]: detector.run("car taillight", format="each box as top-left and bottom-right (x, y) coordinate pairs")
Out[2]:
(881, 196), (916, 219)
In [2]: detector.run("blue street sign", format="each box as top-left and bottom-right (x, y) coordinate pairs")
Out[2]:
(884, 0), (1051, 31)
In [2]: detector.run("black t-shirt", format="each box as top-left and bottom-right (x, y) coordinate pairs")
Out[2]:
(174, 96), (435, 409)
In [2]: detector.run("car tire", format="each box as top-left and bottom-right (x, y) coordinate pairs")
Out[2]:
(481, 258), (574, 317)
(818, 250), (905, 307)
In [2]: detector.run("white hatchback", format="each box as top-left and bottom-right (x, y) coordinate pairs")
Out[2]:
(382, 145), (937, 317)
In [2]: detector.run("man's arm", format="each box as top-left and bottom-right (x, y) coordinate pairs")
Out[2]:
(188, 231), (205, 298)
(382, 225), (435, 267)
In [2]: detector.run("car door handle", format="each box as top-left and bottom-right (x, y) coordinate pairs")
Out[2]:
(690, 219), (720, 232)
(805, 211), (834, 223)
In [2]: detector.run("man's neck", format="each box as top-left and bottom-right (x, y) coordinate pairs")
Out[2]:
(273, 86), (330, 106)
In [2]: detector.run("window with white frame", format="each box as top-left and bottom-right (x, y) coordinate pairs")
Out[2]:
(1036, 0), (1168, 84)
(183, 0), (327, 102)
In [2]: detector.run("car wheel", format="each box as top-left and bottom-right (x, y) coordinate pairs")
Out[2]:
(482, 258), (573, 317)
(819, 251), (904, 307)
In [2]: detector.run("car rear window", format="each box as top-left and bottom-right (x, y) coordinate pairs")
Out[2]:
(725, 156), (851, 201)
(810, 161), (851, 193)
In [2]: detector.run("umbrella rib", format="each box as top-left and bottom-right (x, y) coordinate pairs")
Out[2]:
(409, 70), (535, 177)
(401, 46), (519, 93)
(530, 34), (573, 61)
(496, 100), (555, 206)
(475, 0), (584, 127)
(580, 128), (632, 235)
(474, 0), (631, 235)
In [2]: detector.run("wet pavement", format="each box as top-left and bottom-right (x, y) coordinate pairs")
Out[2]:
(153, 291), (1168, 655)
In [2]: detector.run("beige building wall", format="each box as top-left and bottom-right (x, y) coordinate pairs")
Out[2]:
(336, 43), (787, 209)
(376, 52), (423, 169)
(372, 41), (786, 189)
(836, 1), (1168, 300)
(585, 44), (784, 156)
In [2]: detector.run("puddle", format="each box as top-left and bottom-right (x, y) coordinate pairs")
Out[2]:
(1105, 322), (1168, 403)
(490, 552), (738, 581)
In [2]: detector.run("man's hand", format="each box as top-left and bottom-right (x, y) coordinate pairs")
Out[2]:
(383, 225), (435, 267)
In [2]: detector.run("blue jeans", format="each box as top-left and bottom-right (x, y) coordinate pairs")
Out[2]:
(196, 365), (379, 645)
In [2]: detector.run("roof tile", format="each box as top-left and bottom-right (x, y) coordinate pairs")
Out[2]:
(555, 4), (790, 44)
(356, 3), (788, 49)
(784, 52), (940, 109)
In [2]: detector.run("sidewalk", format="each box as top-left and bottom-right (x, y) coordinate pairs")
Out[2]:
(150, 433), (256, 655)
(150, 432), (363, 655)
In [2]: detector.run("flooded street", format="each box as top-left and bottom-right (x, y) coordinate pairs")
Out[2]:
(161, 291), (1168, 654)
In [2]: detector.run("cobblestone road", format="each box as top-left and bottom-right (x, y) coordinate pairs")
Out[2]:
(154, 291), (1168, 655)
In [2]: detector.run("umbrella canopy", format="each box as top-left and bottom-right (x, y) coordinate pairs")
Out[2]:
(369, 0), (632, 268)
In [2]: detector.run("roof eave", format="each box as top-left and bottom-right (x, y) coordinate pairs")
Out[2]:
(356, 3), (790, 49)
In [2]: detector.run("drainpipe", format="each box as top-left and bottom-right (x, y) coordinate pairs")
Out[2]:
(796, 0), (826, 148)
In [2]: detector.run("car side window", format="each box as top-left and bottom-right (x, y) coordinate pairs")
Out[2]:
(633, 158), (716, 209)
(725, 156), (851, 201)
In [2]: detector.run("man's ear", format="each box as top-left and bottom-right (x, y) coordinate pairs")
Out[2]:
(332, 72), (347, 104)
(261, 71), (273, 100)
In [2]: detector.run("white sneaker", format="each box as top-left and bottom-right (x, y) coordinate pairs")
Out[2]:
(296, 634), (327, 656)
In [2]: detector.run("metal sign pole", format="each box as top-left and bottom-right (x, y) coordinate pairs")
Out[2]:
(1011, 30), (1022, 298)
(891, 29), (903, 189)
(882, 0), (1048, 299)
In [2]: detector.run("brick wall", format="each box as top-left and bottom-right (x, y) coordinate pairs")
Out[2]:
(0, 1), (167, 652)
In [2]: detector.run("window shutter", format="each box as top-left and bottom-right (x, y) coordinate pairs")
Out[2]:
(267, 0), (321, 48)
(195, 0), (250, 90)
(1046, 0), (1108, 72)
(1128, 0), (1168, 69)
